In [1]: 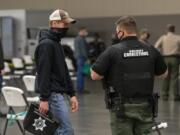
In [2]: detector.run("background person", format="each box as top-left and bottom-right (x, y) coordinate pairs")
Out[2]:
(0, 38), (5, 117)
(0, 38), (4, 93)
(88, 33), (106, 64)
(74, 27), (89, 94)
(155, 24), (180, 101)
(139, 28), (151, 44)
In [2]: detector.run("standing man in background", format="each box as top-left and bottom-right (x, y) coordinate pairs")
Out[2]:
(91, 16), (167, 135)
(35, 9), (78, 135)
(0, 38), (4, 92)
(0, 38), (5, 117)
(155, 24), (180, 101)
(139, 29), (151, 45)
(88, 33), (106, 64)
(74, 27), (89, 94)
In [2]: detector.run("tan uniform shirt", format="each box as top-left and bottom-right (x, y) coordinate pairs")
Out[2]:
(155, 32), (180, 56)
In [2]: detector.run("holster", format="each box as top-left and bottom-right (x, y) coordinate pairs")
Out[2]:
(104, 88), (114, 109)
(111, 97), (125, 118)
(104, 87), (125, 118)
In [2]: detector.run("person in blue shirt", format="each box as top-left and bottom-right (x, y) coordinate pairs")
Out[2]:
(74, 27), (89, 93)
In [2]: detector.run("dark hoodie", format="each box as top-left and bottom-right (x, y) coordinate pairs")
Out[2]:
(35, 29), (75, 101)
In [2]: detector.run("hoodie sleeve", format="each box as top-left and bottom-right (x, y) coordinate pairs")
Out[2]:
(64, 61), (76, 97)
(36, 43), (53, 101)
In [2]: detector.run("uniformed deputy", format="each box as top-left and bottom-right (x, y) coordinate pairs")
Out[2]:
(91, 16), (168, 135)
(155, 24), (180, 101)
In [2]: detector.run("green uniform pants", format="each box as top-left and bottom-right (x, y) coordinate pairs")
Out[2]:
(110, 102), (153, 135)
(162, 57), (179, 99)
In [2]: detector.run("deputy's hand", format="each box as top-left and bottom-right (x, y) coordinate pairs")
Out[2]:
(70, 96), (78, 113)
(39, 101), (49, 114)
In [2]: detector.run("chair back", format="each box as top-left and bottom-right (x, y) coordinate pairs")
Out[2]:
(23, 75), (36, 92)
(65, 58), (74, 71)
(23, 55), (33, 65)
(12, 58), (24, 69)
(2, 86), (27, 107)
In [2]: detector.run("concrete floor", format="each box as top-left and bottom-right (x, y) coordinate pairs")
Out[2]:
(0, 78), (180, 135)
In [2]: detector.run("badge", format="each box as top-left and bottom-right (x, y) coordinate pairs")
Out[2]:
(33, 117), (47, 131)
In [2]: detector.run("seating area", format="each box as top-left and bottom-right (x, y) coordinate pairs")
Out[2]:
(0, 55), (37, 135)
(0, 53), (80, 134)
(2, 55), (76, 87)
(1, 74), (40, 135)
(2, 87), (28, 135)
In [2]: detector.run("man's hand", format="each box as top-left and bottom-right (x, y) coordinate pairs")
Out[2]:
(70, 96), (78, 113)
(39, 101), (49, 114)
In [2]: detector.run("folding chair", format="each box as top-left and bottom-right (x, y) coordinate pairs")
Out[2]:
(22, 55), (34, 74)
(11, 58), (26, 88)
(12, 58), (25, 76)
(2, 62), (12, 86)
(2, 86), (29, 135)
(65, 58), (77, 81)
(23, 75), (39, 103)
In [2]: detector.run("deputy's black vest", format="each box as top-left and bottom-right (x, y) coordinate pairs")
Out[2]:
(106, 37), (155, 98)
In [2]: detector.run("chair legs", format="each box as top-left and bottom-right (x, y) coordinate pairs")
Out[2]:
(3, 119), (8, 135)
(23, 129), (26, 135)
(11, 107), (24, 134)
(3, 107), (25, 135)
(16, 119), (24, 133)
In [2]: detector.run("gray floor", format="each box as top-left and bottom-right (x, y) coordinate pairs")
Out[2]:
(0, 78), (180, 135)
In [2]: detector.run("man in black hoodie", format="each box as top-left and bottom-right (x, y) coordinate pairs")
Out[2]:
(35, 9), (78, 135)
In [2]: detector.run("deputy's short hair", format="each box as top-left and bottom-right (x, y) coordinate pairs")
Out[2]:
(167, 24), (175, 32)
(115, 16), (137, 33)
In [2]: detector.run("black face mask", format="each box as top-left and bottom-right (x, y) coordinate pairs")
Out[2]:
(53, 28), (69, 38)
